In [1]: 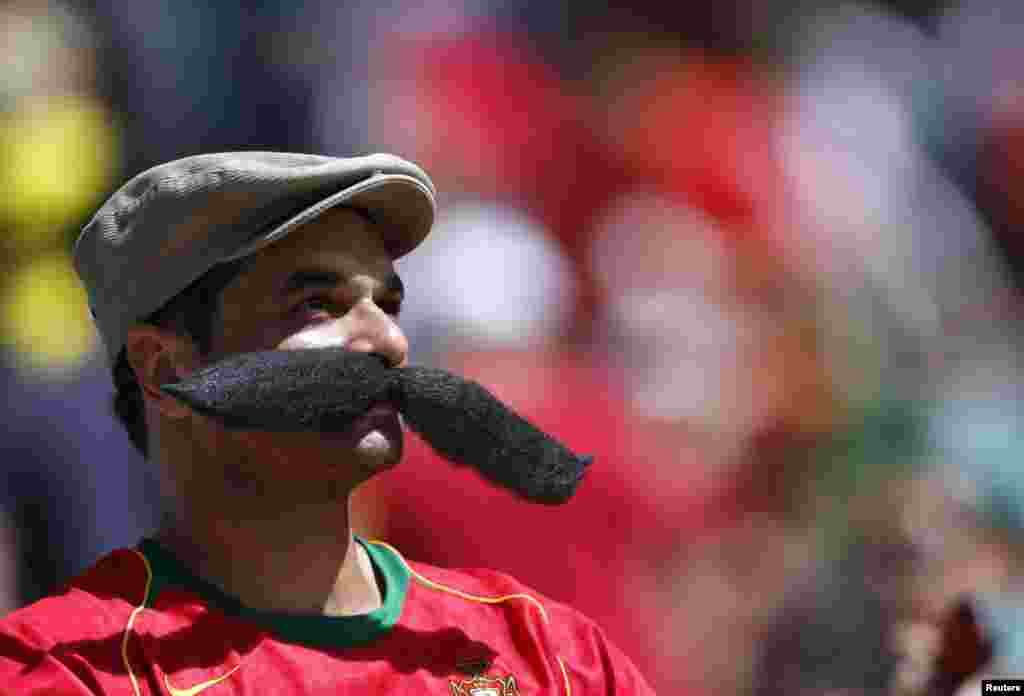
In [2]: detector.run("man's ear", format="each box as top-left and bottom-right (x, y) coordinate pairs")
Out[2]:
(124, 324), (202, 420)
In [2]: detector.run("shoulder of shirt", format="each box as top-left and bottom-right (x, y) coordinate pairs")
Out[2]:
(370, 539), (600, 634)
(370, 540), (657, 694)
(0, 548), (148, 648)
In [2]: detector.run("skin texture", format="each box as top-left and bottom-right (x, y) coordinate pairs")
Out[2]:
(125, 207), (411, 617)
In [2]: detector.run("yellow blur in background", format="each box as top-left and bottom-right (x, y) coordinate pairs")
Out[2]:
(0, 96), (119, 245)
(0, 251), (97, 371)
(0, 2), (120, 373)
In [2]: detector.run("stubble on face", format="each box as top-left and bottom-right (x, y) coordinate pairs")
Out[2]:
(209, 424), (403, 515)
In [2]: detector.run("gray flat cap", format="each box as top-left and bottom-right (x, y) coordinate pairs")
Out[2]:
(73, 152), (437, 366)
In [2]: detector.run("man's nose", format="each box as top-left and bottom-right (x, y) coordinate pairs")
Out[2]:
(343, 299), (409, 368)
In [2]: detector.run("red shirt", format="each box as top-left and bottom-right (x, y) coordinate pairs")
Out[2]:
(0, 537), (654, 695)
(376, 350), (726, 692)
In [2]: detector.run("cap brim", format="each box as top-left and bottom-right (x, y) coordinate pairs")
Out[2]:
(221, 173), (435, 263)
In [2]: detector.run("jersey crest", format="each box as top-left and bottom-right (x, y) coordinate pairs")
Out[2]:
(448, 673), (519, 696)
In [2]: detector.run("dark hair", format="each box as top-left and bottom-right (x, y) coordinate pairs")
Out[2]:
(112, 258), (249, 457)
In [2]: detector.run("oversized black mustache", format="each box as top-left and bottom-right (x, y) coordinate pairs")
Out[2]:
(160, 348), (591, 504)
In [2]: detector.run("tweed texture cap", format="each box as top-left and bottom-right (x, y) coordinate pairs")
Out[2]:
(73, 152), (437, 366)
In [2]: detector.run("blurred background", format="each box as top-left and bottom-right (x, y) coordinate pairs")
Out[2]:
(1, 0), (1023, 693)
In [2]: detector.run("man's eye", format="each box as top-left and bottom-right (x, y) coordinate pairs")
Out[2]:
(380, 300), (402, 317)
(296, 296), (333, 315)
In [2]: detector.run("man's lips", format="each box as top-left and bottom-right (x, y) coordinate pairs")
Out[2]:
(339, 403), (402, 446)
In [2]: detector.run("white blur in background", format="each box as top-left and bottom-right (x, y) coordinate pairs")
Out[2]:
(396, 201), (575, 358)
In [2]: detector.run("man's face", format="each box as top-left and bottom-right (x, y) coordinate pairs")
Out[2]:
(195, 207), (409, 486)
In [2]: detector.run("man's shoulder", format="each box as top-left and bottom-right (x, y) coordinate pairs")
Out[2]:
(380, 543), (657, 694)
(0, 548), (151, 693)
(375, 541), (600, 634)
(0, 547), (149, 646)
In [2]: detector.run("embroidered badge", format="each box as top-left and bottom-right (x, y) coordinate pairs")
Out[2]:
(448, 673), (520, 696)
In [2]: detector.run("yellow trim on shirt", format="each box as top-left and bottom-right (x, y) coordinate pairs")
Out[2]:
(163, 663), (243, 696)
(125, 548), (245, 696)
(368, 540), (575, 695)
(367, 540), (549, 623)
(557, 657), (572, 696)
(123, 550), (154, 696)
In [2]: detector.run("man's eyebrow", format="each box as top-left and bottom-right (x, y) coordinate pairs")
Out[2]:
(280, 269), (343, 297)
(279, 269), (405, 297)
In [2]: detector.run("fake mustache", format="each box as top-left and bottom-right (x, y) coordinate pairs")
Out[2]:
(160, 348), (592, 504)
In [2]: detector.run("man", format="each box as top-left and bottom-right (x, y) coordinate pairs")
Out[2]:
(0, 152), (653, 694)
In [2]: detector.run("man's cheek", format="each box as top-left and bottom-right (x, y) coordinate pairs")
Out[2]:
(228, 431), (353, 478)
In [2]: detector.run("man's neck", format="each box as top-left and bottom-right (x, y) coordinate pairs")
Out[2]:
(155, 493), (383, 617)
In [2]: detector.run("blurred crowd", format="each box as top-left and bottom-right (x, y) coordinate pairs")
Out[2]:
(2, 0), (1024, 693)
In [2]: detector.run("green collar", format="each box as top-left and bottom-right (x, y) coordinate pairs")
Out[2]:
(136, 536), (409, 649)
